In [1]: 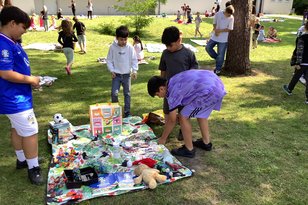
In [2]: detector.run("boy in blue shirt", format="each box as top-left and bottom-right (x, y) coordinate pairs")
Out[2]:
(0, 6), (43, 185)
(106, 25), (138, 117)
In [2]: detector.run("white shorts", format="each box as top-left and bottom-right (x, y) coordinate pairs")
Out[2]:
(6, 109), (38, 137)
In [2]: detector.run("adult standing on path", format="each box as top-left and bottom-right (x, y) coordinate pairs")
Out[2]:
(70, 0), (76, 16)
(42, 5), (48, 32)
(87, 0), (93, 20)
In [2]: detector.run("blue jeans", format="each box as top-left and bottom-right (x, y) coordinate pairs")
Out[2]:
(111, 74), (131, 115)
(205, 39), (228, 71)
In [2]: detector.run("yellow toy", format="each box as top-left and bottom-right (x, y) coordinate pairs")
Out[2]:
(133, 164), (167, 189)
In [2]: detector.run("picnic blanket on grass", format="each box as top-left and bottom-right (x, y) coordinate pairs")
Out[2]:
(46, 116), (193, 204)
(145, 43), (198, 53)
(190, 39), (207, 46)
(262, 38), (281, 43)
(98, 58), (148, 65)
(23, 43), (62, 51)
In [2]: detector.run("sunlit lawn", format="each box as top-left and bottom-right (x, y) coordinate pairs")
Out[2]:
(0, 15), (307, 205)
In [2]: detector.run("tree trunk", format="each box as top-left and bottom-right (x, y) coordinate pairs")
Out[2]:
(224, 0), (252, 75)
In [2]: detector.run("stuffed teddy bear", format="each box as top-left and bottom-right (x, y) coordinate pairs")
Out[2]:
(133, 164), (167, 189)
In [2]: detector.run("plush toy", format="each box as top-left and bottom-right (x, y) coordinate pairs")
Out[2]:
(133, 164), (167, 189)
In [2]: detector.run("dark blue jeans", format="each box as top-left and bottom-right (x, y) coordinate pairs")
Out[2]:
(288, 65), (308, 100)
(111, 73), (131, 115)
(205, 39), (228, 71)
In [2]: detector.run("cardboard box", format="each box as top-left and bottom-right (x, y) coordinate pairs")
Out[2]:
(89, 103), (122, 136)
(49, 119), (72, 144)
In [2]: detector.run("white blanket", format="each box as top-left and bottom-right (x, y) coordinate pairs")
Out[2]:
(23, 43), (61, 51)
(145, 43), (197, 53)
(190, 39), (207, 46)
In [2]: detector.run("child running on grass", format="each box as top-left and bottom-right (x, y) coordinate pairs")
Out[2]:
(148, 69), (226, 158)
(106, 25), (138, 117)
(58, 19), (78, 75)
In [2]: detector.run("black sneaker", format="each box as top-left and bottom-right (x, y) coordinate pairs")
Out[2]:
(124, 112), (132, 118)
(282, 85), (292, 96)
(171, 145), (195, 158)
(177, 129), (184, 141)
(193, 139), (213, 151)
(28, 166), (43, 185)
(16, 157), (44, 169)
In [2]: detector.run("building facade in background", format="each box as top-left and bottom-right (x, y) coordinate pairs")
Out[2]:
(13, 0), (294, 16)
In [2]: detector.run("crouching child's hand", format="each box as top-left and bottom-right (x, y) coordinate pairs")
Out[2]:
(131, 73), (137, 80)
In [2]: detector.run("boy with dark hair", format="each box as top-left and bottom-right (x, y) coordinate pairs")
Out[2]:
(106, 25), (138, 117)
(147, 70), (226, 158)
(225, 1), (232, 8)
(73, 16), (87, 54)
(0, 6), (43, 185)
(159, 26), (199, 142)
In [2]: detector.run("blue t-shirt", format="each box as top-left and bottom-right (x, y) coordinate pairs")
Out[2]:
(0, 33), (33, 114)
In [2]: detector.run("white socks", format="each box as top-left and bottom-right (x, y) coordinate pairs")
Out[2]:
(26, 157), (39, 169)
(15, 150), (26, 162)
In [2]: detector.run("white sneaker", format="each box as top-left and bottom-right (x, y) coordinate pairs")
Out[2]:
(299, 75), (306, 85)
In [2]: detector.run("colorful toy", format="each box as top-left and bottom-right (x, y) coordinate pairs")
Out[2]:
(133, 164), (167, 189)
(49, 115), (73, 144)
(89, 103), (122, 136)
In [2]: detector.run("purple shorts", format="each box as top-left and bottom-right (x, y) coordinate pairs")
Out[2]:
(179, 97), (223, 119)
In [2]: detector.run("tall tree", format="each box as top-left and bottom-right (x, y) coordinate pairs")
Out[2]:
(114, 0), (156, 34)
(224, 0), (252, 75)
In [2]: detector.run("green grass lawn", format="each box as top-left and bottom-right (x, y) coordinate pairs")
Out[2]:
(0, 15), (307, 205)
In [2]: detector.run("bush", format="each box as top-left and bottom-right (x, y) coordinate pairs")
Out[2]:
(293, 0), (308, 15)
(98, 23), (116, 36)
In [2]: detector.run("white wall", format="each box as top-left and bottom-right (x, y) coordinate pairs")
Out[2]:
(12, 0), (294, 15)
(13, 0), (35, 14)
(262, 0), (293, 14)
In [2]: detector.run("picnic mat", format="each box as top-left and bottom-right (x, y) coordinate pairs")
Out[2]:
(262, 38), (281, 43)
(190, 39), (207, 46)
(145, 43), (198, 53)
(97, 58), (148, 65)
(46, 116), (193, 204)
(23, 43), (62, 51)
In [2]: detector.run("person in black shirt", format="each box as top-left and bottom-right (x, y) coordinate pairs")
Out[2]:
(73, 16), (87, 54)
(283, 22), (308, 104)
(58, 20), (78, 75)
(70, 0), (76, 16)
(57, 8), (63, 20)
(252, 17), (261, 49)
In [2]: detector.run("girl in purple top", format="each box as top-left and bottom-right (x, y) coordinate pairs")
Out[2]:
(148, 69), (226, 158)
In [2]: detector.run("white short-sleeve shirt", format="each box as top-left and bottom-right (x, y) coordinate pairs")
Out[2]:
(211, 11), (234, 43)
